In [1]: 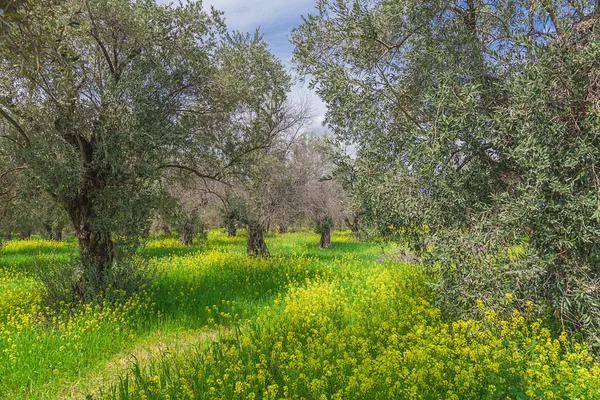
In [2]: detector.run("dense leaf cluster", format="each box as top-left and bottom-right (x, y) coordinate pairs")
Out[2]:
(293, 0), (600, 342)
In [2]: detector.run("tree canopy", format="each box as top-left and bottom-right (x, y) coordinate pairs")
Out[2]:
(293, 0), (600, 342)
(0, 0), (293, 295)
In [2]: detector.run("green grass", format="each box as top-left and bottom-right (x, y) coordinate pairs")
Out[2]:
(1, 230), (600, 399)
(0, 230), (377, 399)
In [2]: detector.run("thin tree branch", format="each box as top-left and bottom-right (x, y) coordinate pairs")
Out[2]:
(85, 0), (117, 79)
(157, 163), (229, 185)
(0, 106), (31, 147)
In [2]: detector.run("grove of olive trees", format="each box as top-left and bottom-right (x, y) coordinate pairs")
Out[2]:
(293, 0), (600, 342)
(4, 1), (600, 398)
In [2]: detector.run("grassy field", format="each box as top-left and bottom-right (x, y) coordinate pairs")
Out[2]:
(1, 231), (600, 399)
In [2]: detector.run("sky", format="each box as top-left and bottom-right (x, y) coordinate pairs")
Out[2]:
(158, 0), (328, 133)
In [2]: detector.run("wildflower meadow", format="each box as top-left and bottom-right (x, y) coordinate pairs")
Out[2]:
(0, 231), (599, 399)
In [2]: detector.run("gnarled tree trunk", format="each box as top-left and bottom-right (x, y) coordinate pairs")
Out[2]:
(319, 225), (331, 248)
(226, 220), (237, 237)
(344, 215), (361, 240)
(180, 210), (198, 246)
(65, 193), (114, 293)
(181, 228), (193, 246)
(247, 222), (269, 257)
(52, 228), (63, 241)
(317, 216), (333, 249)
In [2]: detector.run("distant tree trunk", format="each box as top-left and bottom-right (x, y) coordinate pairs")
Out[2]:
(319, 225), (331, 248)
(247, 222), (269, 257)
(51, 228), (63, 241)
(344, 215), (361, 240)
(65, 193), (115, 294)
(19, 230), (31, 240)
(181, 228), (193, 246)
(162, 224), (171, 235)
(226, 220), (237, 237)
(4, 231), (12, 241)
(279, 224), (288, 234)
(41, 223), (52, 240)
(180, 210), (198, 246)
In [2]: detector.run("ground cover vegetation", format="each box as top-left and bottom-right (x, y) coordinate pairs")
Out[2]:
(2, 0), (600, 398)
(0, 232), (598, 399)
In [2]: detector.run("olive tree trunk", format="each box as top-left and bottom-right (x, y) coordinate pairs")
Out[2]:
(344, 215), (361, 240)
(319, 225), (331, 248)
(65, 193), (114, 292)
(226, 221), (237, 237)
(180, 210), (198, 246)
(247, 222), (269, 257)
(181, 229), (193, 246)
(52, 228), (63, 241)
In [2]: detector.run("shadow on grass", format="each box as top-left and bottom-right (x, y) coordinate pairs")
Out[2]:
(148, 254), (337, 330)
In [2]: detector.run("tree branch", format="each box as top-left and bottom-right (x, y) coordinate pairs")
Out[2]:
(0, 106), (31, 147)
(85, 0), (117, 80)
(158, 163), (229, 185)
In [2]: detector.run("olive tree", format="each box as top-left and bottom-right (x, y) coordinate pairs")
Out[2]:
(293, 0), (600, 341)
(0, 0), (292, 295)
(287, 135), (346, 248)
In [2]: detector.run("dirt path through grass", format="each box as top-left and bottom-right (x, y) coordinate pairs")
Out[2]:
(56, 327), (220, 399)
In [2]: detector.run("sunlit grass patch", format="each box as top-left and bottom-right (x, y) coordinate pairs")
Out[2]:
(2, 230), (599, 399)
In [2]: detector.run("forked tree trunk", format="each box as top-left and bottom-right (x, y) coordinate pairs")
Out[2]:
(319, 225), (331, 248)
(247, 222), (269, 257)
(65, 194), (114, 294)
(344, 215), (361, 240)
(181, 229), (193, 246)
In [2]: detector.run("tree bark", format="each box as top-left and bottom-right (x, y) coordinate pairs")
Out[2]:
(344, 215), (361, 240)
(278, 224), (288, 234)
(180, 210), (198, 246)
(51, 228), (63, 241)
(65, 193), (114, 292)
(162, 224), (171, 235)
(247, 222), (269, 257)
(4, 231), (11, 241)
(180, 225), (194, 246)
(19, 230), (31, 240)
(319, 225), (331, 248)
(226, 220), (237, 237)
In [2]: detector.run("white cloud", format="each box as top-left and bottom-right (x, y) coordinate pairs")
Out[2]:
(201, 0), (315, 32)
(157, 0), (329, 135)
(157, 0), (316, 33)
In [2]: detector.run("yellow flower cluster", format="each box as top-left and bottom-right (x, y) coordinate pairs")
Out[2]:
(107, 257), (600, 400)
(3, 232), (600, 399)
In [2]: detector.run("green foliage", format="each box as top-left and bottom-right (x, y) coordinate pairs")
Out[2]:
(3, 231), (600, 398)
(0, 0), (295, 296)
(0, 230), (371, 398)
(314, 215), (334, 234)
(292, 0), (600, 342)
